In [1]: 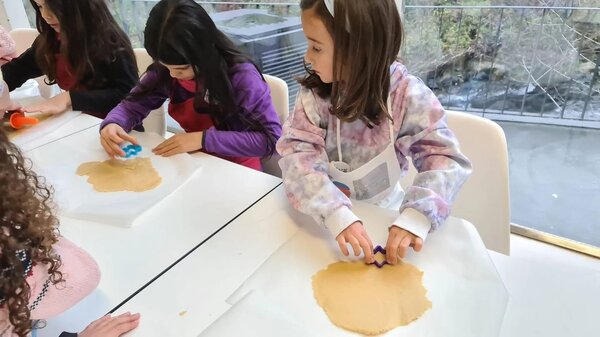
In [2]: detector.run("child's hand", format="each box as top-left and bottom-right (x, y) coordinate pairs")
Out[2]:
(385, 226), (423, 264)
(23, 91), (71, 115)
(100, 123), (138, 157)
(79, 312), (140, 337)
(152, 132), (203, 157)
(336, 221), (375, 263)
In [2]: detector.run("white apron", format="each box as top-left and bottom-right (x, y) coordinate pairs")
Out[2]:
(328, 98), (405, 209)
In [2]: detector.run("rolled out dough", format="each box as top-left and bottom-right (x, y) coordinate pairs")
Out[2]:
(76, 157), (162, 192)
(312, 261), (431, 335)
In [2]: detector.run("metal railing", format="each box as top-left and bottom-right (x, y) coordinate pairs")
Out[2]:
(404, 4), (600, 128)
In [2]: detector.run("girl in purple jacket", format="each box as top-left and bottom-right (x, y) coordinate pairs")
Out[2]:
(100, 0), (281, 170)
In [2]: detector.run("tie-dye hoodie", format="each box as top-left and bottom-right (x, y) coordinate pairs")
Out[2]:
(276, 62), (472, 240)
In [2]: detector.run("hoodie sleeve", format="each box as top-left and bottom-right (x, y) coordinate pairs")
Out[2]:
(277, 88), (362, 238)
(392, 75), (472, 240)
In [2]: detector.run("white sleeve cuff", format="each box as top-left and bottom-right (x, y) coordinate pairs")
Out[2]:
(324, 206), (362, 238)
(392, 208), (431, 241)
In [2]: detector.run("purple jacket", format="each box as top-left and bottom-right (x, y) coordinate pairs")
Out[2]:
(101, 63), (281, 158)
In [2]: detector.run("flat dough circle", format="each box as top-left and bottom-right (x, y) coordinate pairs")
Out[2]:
(76, 157), (162, 192)
(312, 261), (431, 335)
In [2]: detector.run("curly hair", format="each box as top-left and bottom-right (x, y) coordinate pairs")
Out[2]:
(0, 129), (63, 337)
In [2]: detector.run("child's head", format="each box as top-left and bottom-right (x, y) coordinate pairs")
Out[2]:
(143, 0), (248, 84)
(29, 0), (135, 87)
(144, 2), (264, 110)
(300, 0), (403, 125)
(0, 129), (62, 337)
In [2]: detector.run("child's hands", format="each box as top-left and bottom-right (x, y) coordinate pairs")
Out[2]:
(79, 312), (140, 337)
(385, 225), (423, 264)
(336, 221), (375, 263)
(100, 123), (138, 157)
(23, 91), (71, 115)
(152, 131), (203, 157)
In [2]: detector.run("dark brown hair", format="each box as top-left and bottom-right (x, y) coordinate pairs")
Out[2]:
(0, 129), (62, 337)
(300, 0), (403, 126)
(30, 0), (135, 89)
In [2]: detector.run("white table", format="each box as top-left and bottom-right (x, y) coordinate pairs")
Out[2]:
(490, 251), (600, 337)
(113, 186), (508, 337)
(17, 113), (101, 152)
(27, 128), (282, 336)
(7, 79), (101, 152)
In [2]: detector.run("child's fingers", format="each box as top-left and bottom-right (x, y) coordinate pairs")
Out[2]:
(89, 314), (112, 329)
(104, 135), (126, 157)
(336, 236), (350, 256)
(105, 312), (139, 327)
(110, 315), (140, 335)
(397, 236), (412, 259)
(346, 235), (361, 256)
(358, 234), (374, 262)
(159, 147), (182, 157)
(100, 137), (120, 157)
(386, 233), (402, 264)
(153, 141), (178, 156)
(413, 237), (423, 252)
(152, 138), (174, 153)
(118, 130), (138, 145)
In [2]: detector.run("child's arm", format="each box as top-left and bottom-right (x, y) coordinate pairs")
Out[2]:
(392, 75), (472, 241)
(1, 43), (44, 91)
(202, 66), (282, 158)
(100, 69), (168, 133)
(68, 50), (138, 114)
(277, 88), (368, 244)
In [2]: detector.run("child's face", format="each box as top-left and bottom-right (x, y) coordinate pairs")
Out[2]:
(301, 8), (334, 84)
(161, 63), (195, 81)
(33, 0), (60, 33)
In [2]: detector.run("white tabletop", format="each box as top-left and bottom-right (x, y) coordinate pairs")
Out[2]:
(490, 250), (600, 337)
(17, 113), (101, 152)
(7, 80), (101, 152)
(28, 130), (282, 336)
(112, 185), (508, 337)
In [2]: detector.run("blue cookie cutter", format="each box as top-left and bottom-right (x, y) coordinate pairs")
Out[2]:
(120, 143), (142, 159)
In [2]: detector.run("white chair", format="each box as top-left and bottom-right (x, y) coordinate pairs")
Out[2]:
(133, 47), (166, 137)
(261, 74), (289, 177)
(9, 28), (58, 99)
(400, 111), (511, 255)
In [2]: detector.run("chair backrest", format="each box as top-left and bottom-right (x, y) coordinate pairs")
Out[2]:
(133, 47), (154, 76)
(400, 111), (511, 254)
(9, 28), (38, 56)
(261, 74), (289, 177)
(133, 47), (166, 137)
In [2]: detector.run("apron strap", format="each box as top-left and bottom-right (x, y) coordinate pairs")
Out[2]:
(336, 96), (395, 163)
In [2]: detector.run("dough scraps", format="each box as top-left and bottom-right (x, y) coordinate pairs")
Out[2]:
(76, 157), (162, 192)
(312, 261), (431, 336)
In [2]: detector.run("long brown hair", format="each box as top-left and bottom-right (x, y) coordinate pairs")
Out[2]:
(0, 129), (62, 337)
(300, 0), (403, 127)
(30, 0), (135, 89)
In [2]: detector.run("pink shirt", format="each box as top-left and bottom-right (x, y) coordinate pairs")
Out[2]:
(0, 237), (100, 335)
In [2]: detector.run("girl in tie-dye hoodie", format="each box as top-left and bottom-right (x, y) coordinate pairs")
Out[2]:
(277, 0), (472, 265)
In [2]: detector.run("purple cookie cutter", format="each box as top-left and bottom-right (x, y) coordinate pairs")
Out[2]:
(368, 245), (389, 268)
